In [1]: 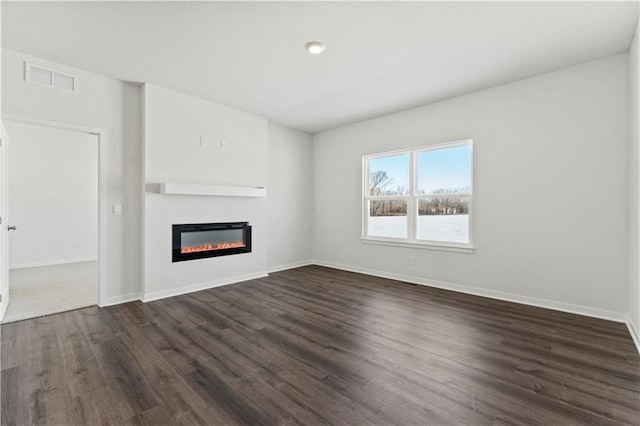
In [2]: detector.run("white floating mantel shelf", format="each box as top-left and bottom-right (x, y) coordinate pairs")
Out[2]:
(158, 182), (266, 198)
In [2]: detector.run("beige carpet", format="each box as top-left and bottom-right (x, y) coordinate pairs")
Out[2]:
(3, 261), (97, 323)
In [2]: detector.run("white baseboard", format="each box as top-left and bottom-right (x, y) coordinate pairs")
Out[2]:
(627, 319), (640, 355)
(142, 271), (268, 303)
(10, 257), (98, 270)
(100, 292), (142, 307)
(312, 259), (628, 324)
(267, 259), (313, 274)
(91, 258), (637, 357)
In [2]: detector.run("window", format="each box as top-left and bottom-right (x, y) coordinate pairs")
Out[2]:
(363, 140), (473, 252)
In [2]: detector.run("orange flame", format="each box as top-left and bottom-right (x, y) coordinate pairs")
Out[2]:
(181, 241), (246, 254)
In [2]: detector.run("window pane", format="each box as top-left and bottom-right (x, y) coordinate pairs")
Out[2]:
(417, 145), (471, 195)
(368, 154), (410, 196)
(29, 66), (52, 85)
(418, 197), (469, 243)
(368, 199), (407, 238)
(53, 72), (75, 91)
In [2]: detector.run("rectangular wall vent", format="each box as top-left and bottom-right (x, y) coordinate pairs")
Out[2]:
(24, 62), (78, 92)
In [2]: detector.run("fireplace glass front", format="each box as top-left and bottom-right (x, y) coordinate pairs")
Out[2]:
(172, 222), (251, 262)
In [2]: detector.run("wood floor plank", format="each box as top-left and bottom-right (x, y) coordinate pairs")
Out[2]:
(2, 265), (639, 425)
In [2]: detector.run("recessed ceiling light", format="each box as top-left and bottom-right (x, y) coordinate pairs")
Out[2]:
(305, 41), (326, 55)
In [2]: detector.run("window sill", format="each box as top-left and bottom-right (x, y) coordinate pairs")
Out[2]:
(361, 237), (475, 254)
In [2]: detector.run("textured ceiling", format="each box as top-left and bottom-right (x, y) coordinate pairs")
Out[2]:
(2, 1), (639, 133)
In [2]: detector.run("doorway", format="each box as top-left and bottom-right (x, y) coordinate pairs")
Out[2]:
(2, 120), (102, 323)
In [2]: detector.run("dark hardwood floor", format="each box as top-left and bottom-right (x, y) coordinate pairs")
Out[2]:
(2, 265), (639, 425)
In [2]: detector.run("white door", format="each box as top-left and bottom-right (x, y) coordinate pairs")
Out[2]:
(1, 123), (10, 321)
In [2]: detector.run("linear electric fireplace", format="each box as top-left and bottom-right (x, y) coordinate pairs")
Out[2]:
(172, 222), (252, 262)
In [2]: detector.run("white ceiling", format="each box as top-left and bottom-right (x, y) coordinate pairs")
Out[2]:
(2, 1), (639, 133)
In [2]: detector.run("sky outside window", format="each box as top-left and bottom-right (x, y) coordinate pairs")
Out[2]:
(417, 145), (471, 194)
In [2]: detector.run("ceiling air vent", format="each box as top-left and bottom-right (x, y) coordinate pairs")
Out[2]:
(24, 62), (77, 92)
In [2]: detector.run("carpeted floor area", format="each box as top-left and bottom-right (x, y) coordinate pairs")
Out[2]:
(3, 261), (97, 323)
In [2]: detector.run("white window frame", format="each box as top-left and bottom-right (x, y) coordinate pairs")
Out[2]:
(362, 139), (474, 254)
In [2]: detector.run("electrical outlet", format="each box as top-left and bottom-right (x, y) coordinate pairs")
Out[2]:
(220, 139), (228, 150)
(409, 255), (416, 265)
(63, 243), (71, 252)
(200, 136), (208, 147)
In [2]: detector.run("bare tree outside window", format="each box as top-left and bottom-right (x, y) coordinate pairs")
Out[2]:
(369, 170), (394, 196)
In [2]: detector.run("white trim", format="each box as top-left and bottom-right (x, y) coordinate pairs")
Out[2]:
(141, 84), (148, 306)
(3, 114), (105, 137)
(102, 292), (142, 307)
(363, 139), (474, 250)
(0, 124), (9, 321)
(627, 319), (640, 355)
(312, 259), (628, 323)
(267, 260), (313, 273)
(9, 257), (97, 270)
(361, 237), (475, 253)
(142, 271), (268, 302)
(2, 113), (109, 308)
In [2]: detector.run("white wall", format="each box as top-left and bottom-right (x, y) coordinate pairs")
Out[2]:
(7, 124), (97, 268)
(313, 54), (630, 319)
(1, 49), (143, 303)
(143, 84), (268, 300)
(629, 19), (640, 340)
(122, 83), (144, 303)
(267, 123), (313, 271)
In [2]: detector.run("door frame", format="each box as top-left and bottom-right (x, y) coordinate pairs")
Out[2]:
(2, 113), (108, 307)
(1, 124), (9, 320)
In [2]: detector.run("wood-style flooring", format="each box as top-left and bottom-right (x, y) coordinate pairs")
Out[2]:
(2, 265), (639, 425)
